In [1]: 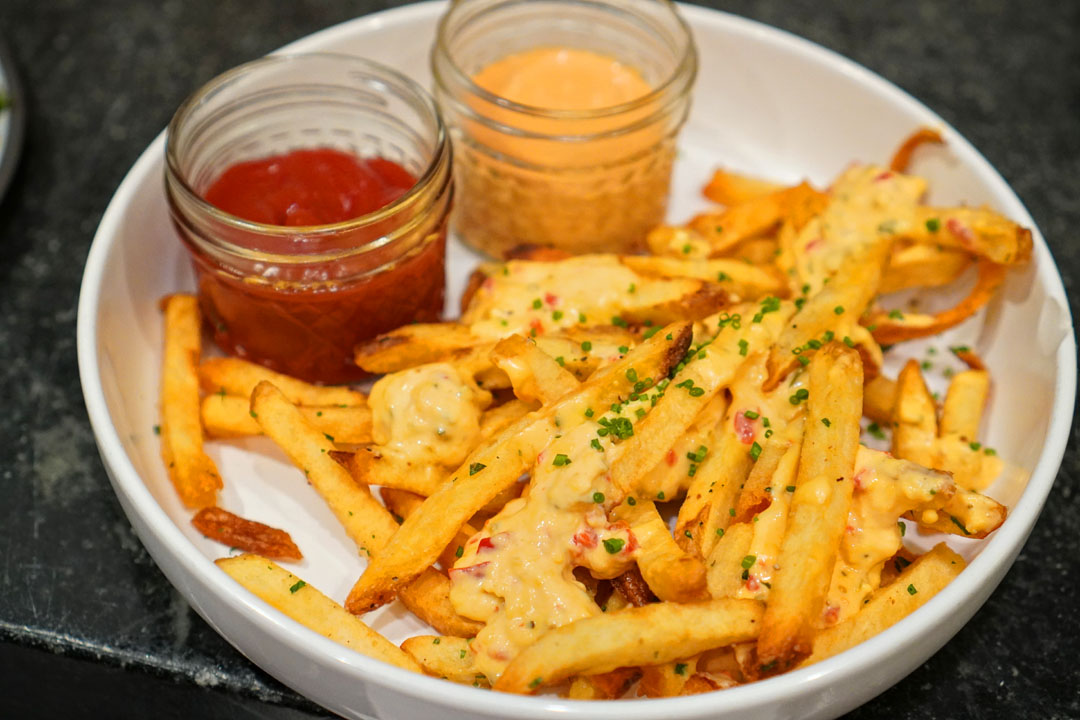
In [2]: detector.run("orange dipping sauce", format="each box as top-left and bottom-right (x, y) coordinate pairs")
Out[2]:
(188, 148), (446, 384)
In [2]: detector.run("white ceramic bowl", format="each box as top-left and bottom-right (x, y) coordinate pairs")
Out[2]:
(77, 3), (1075, 719)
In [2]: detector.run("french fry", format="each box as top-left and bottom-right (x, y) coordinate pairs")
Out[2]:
(401, 636), (487, 685)
(880, 242), (971, 294)
(199, 357), (366, 407)
(907, 487), (1006, 539)
(940, 370), (990, 440)
(217, 554), (420, 673)
(757, 343), (862, 675)
(765, 238), (890, 390)
(863, 374), (897, 425)
(355, 323), (479, 374)
(703, 168), (786, 206)
(490, 334), (581, 405)
(250, 381), (397, 558)
(398, 568), (484, 639)
(638, 658), (698, 698)
(191, 507), (302, 561)
(159, 294), (221, 509)
(908, 206), (1032, 266)
(494, 598), (764, 694)
(345, 323), (693, 613)
(201, 394), (373, 443)
(613, 500), (708, 603)
(478, 400), (533, 441)
(676, 424), (754, 557)
(688, 183), (827, 255)
(567, 669), (640, 699)
(339, 448), (444, 498)
(803, 543), (966, 665)
(888, 126), (944, 173)
(867, 260), (1008, 345)
(378, 488), (480, 576)
(732, 437), (791, 523)
(705, 521), (754, 599)
(620, 255), (787, 301)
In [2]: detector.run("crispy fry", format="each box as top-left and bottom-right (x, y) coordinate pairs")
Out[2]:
(804, 543), (965, 666)
(199, 357), (366, 407)
(703, 168), (786, 206)
(888, 127), (945, 173)
(567, 668), (641, 699)
(192, 507), (302, 561)
(613, 501), (708, 603)
(250, 381), (397, 558)
(880, 242), (971, 294)
(757, 344), (862, 674)
(217, 555), (420, 673)
(733, 437), (790, 523)
(940, 370), (990, 440)
(908, 206), (1032, 266)
(159, 294), (221, 509)
(201, 394), (372, 443)
(610, 566), (657, 607)
(378, 487), (481, 577)
(399, 568), (484, 638)
(345, 323), (693, 613)
(688, 183), (827, 256)
(495, 598), (763, 694)
(638, 659), (697, 698)
(863, 374), (897, 425)
(620, 255), (787, 301)
(705, 521), (754, 599)
(868, 260), (1007, 344)
(339, 447), (443, 497)
(908, 487), (1006, 539)
(356, 323), (479, 374)
(490, 334), (580, 405)
(765, 238), (890, 389)
(401, 635), (485, 685)
(676, 423), (754, 557)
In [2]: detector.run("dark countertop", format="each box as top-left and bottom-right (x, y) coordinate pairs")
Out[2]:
(0, 1), (1076, 718)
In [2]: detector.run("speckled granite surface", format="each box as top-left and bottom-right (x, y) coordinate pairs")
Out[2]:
(0, 1), (1076, 718)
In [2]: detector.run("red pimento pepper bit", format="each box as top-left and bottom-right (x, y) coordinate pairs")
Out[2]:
(853, 468), (868, 491)
(745, 574), (761, 592)
(873, 171), (894, 182)
(529, 317), (545, 336)
(665, 449), (677, 467)
(805, 237), (823, 252)
(946, 217), (975, 248)
(734, 410), (758, 445)
(573, 530), (598, 548)
(448, 561), (490, 579)
(544, 292), (559, 306)
(823, 604), (840, 625)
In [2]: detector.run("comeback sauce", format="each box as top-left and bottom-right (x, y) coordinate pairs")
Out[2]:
(190, 148), (446, 384)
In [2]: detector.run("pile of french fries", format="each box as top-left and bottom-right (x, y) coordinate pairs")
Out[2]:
(157, 129), (1029, 698)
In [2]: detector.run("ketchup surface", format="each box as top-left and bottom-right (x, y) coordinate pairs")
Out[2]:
(204, 149), (416, 227)
(187, 148), (447, 384)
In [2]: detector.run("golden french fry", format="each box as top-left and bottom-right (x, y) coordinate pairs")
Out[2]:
(880, 242), (971, 295)
(355, 323), (480, 374)
(159, 294), (221, 509)
(201, 394), (373, 443)
(399, 568), (484, 639)
(733, 437), (790, 523)
(494, 598), (763, 694)
(345, 323), (693, 613)
(566, 669), (640, 700)
(804, 543), (965, 665)
(757, 343), (862, 675)
(703, 168), (786, 206)
(199, 357), (366, 407)
(478, 400), (533, 441)
(765, 238), (890, 389)
(192, 507), (302, 562)
(634, 391), (729, 503)
(868, 260), (1007, 345)
(704, 521), (754, 599)
(340, 448), (444, 497)
(378, 487), (480, 576)
(250, 381), (397, 558)
(620, 255), (787, 301)
(940, 370), (990, 440)
(908, 206), (1032, 266)
(863, 374), (897, 426)
(637, 659), (698, 698)
(401, 635), (487, 686)
(490, 334), (581, 405)
(676, 424), (753, 557)
(217, 555), (420, 673)
(613, 500), (708, 603)
(888, 127), (945, 173)
(689, 183), (827, 255)
(908, 487), (1006, 539)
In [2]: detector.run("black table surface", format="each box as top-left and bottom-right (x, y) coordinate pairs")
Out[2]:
(1, 1), (1077, 718)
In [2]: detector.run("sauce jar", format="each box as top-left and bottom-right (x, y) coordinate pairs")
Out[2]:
(432, 0), (696, 258)
(165, 54), (452, 384)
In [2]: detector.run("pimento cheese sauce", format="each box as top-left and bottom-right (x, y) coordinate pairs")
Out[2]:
(369, 363), (490, 470)
(449, 411), (642, 681)
(453, 48), (677, 256)
(824, 447), (953, 624)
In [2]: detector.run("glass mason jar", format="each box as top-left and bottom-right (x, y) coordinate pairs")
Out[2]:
(432, 0), (696, 258)
(165, 54), (452, 384)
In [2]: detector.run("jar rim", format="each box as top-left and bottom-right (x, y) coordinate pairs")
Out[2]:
(432, 0), (698, 122)
(164, 52), (450, 249)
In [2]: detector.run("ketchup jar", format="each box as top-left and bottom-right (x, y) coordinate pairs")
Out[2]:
(165, 54), (452, 384)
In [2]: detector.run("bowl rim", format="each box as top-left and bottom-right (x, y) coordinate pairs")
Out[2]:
(77, 2), (1076, 718)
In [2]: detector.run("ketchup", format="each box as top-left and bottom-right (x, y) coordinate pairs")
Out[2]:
(204, 149), (416, 227)
(186, 148), (447, 384)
